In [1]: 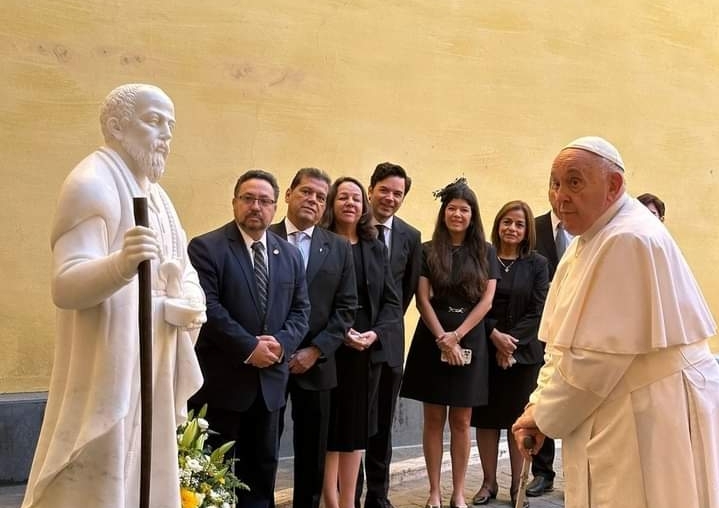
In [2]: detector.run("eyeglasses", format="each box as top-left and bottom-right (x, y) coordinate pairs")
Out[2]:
(236, 194), (276, 207)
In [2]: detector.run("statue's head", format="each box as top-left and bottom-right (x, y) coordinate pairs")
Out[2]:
(100, 84), (175, 183)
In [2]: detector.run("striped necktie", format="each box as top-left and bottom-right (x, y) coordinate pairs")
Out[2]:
(251, 241), (268, 316)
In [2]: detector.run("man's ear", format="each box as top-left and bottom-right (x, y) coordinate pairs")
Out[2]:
(106, 116), (124, 141)
(608, 171), (624, 199)
(285, 187), (291, 204)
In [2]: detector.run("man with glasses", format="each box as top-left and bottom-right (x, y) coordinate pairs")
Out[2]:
(188, 169), (310, 508)
(270, 167), (357, 508)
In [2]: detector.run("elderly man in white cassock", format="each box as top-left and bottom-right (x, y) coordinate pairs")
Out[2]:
(512, 136), (719, 508)
(21, 84), (205, 508)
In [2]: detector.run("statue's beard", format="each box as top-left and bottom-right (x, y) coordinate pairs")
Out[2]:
(122, 139), (169, 183)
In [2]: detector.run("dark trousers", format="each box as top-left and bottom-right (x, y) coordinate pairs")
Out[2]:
(279, 378), (331, 508)
(194, 393), (281, 508)
(356, 363), (403, 508)
(531, 437), (556, 481)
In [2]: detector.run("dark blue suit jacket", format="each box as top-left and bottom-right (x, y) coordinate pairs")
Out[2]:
(188, 221), (310, 412)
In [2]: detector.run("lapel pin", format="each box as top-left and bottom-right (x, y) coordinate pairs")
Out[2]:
(319, 248), (323, 253)
(273, 248), (279, 255)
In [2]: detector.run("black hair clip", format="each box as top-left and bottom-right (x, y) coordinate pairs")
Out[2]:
(432, 176), (468, 200)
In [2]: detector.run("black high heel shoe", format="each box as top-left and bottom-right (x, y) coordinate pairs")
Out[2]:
(471, 485), (497, 505)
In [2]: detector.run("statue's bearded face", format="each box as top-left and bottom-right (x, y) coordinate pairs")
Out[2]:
(121, 137), (169, 183)
(120, 88), (175, 183)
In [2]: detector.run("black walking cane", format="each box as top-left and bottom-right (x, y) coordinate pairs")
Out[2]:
(133, 197), (153, 508)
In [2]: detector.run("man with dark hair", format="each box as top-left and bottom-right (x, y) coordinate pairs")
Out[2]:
(357, 162), (422, 508)
(636, 192), (665, 222)
(189, 169), (310, 508)
(270, 168), (357, 508)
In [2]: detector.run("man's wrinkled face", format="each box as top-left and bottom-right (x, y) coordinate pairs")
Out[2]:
(120, 88), (175, 183)
(285, 176), (328, 230)
(368, 176), (407, 222)
(549, 148), (623, 235)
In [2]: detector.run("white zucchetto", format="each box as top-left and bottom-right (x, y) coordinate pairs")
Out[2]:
(562, 136), (625, 172)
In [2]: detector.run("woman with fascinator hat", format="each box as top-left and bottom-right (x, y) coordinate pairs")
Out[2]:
(401, 178), (500, 508)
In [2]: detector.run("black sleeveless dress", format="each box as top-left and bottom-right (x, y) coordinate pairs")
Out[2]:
(401, 242), (500, 407)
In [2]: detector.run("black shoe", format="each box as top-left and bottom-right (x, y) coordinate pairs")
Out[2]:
(525, 476), (554, 497)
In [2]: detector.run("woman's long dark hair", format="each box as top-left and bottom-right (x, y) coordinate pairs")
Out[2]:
(427, 178), (488, 301)
(320, 176), (377, 241)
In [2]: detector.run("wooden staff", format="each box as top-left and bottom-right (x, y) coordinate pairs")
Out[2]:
(133, 197), (153, 508)
(514, 435), (536, 508)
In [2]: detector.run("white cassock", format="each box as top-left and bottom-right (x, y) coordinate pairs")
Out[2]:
(530, 193), (719, 508)
(21, 147), (204, 508)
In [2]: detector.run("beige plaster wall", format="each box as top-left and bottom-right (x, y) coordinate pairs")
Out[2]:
(2, 0), (718, 393)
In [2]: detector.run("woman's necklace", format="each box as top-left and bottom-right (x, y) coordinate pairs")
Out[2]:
(497, 256), (517, 273)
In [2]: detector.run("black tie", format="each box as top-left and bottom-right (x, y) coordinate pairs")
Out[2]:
(252, 241), (268, 317)
(375, 225), (389, 258)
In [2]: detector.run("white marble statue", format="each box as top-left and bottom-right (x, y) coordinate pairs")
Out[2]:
(21, 84), (205, 508)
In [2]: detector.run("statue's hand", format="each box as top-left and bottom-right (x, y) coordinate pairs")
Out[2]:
(159, 259), (184, 298)
(164, 298), (206, 329)
(118, 226), (160, 279)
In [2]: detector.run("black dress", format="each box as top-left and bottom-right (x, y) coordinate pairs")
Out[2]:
(327, 243), (381, 451)
(401, 242), (501, 408)
(471, 252), (549, 428)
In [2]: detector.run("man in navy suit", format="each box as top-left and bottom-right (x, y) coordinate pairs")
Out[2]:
(269, 168), (357, 508)
(357, 162), (422, 508)
(188, 169), (310, 508)
(527, 184), (571, 497)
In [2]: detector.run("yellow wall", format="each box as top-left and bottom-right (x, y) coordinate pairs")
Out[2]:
(2, 0), (718, 393)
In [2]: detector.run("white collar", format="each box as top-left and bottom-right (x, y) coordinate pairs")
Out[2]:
(284, 217), (315, 238)
(236, 224), (267, 251)
(372, 215), (394, 230)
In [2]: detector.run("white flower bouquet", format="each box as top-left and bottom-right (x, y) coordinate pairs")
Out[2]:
(178, 404), (248, 508)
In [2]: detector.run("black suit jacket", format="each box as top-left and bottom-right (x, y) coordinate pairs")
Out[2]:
(358, 238), (403, 366)
(269, 221), (357, 390)
(534, 212), (559, 280)
(383, 216), (421, 366)
(389, 216), (422, 313)
(485, 252), (549, 365)
(188, 221), (310, 412)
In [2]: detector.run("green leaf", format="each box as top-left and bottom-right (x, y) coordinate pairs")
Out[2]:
(210, 440), (235, 463)
(180, 419), (199, 449)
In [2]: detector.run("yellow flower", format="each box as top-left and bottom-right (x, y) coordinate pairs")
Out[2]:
(180, 487), (201, 508)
